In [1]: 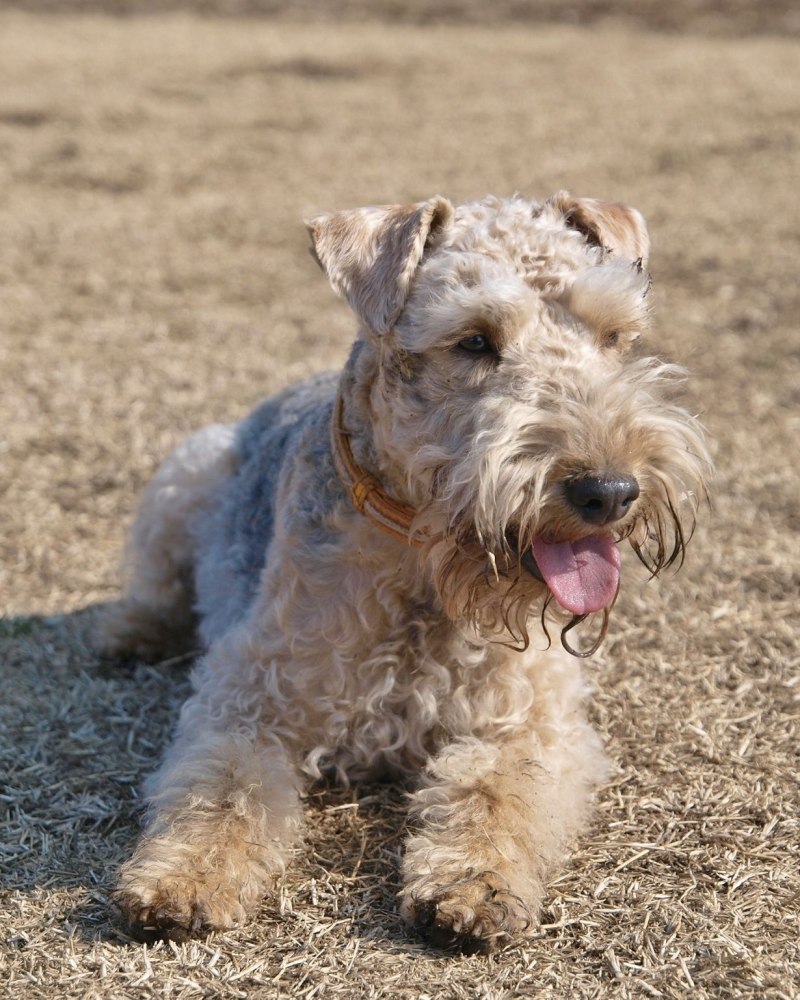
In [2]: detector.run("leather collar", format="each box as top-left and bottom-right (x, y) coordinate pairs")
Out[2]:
(330, 388), (424, 547)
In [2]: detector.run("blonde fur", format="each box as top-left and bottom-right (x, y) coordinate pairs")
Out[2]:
(100, 193), (711, 953)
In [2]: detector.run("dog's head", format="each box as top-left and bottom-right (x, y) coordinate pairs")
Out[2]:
(307, 195), (711, 653)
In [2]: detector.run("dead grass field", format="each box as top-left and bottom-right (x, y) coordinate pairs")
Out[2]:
(0, 7), (798, 999)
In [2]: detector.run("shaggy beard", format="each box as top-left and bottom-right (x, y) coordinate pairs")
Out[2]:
(411, 360), (711, 656)
(426, 479), (698, 658)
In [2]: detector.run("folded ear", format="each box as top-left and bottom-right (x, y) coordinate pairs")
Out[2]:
(550, 192), (650, 266)
(305, 197), (454, 336)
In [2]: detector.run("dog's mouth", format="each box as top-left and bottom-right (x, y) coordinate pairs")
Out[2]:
(520, 535), (621, 615)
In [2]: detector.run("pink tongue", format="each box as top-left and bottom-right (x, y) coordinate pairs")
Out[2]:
(532, 536), (620, 615)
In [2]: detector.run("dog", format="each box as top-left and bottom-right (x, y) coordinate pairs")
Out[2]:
(101, 192), (710, 953)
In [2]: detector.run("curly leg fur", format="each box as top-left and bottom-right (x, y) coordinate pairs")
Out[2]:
(401, 720), (607, 953)
(97, 424), (238, 661)
(115, 684), (303, 941)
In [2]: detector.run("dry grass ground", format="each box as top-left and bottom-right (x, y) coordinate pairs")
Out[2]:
(0, 7), (798, 999)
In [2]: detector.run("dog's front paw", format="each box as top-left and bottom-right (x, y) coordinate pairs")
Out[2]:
(114, 873), (247, 943)
(401, 871), (535, 954)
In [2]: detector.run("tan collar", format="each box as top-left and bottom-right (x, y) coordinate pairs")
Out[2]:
(331, 388), (424, 546)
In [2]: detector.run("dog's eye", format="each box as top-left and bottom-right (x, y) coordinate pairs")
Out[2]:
(605, 331), (620, 348)
(458, 334), (492, 354)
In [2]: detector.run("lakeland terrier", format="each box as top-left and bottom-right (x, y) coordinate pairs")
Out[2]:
(102, 193), (710, 953)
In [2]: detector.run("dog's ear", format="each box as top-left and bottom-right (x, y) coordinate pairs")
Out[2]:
(550, 192), (650, 266)
(305, 197), (454, 336)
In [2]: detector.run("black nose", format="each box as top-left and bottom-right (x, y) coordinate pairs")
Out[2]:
(564, 473), (640, 525)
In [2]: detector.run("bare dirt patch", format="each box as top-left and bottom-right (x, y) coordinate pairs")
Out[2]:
(0, 10), (798, 1000)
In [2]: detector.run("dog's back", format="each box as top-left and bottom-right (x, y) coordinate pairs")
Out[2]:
(192, 371), (339, 645)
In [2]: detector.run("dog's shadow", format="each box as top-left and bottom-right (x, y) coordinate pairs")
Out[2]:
(0, 606), (417, 951)
(0, 604), (190, 944)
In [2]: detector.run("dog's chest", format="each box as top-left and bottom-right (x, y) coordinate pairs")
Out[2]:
(304, 589), (537, 779)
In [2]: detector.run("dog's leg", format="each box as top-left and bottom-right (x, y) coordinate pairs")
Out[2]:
(114, 640), (303, 940)
(98, 424), (238, 659)
(401, 708), (607, 953)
